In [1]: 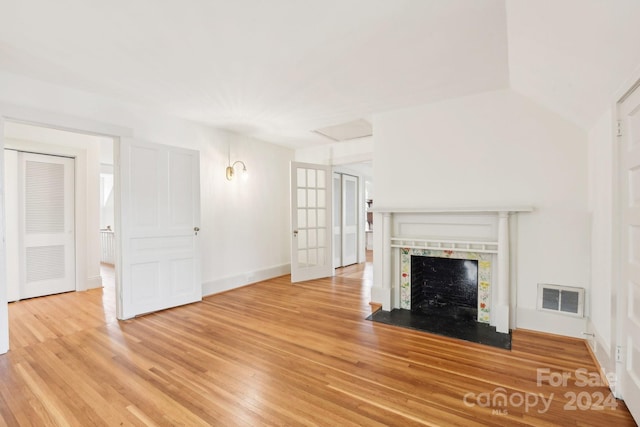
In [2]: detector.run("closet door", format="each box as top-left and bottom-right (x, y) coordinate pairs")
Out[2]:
(341, 174), (358, 266)
(333, 173), (342, 267)
(19, 152), (75, 299)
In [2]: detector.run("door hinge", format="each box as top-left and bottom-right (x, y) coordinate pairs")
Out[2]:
(617, 120), (623, 137)
(616, 345), (623, 362)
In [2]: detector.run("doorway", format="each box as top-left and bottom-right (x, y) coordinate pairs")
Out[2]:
(332, 161), (373, 269)
(99, 139), (115, 290)
(3, 121), (116, 307)
(333, 172), (359, 268)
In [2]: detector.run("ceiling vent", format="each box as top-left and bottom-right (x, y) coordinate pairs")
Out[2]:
(313, 119), (372, 142)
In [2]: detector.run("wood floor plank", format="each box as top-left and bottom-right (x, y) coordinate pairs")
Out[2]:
(0, 262), (636, 426)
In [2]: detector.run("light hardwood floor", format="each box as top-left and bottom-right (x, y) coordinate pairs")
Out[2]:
(0, 259), (636, 426)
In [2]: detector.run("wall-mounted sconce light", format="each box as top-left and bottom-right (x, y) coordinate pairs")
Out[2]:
(225, 160), (247, 181)
(226, 142), (248, 181)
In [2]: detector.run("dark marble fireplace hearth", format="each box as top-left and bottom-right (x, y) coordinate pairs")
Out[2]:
(366, 308), (511, 350)
(367, 255), (511, 350)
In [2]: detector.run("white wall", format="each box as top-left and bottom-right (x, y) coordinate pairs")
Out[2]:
(201, 132), (293, 294)
(373, 89), (589, 337)
(0, 70), (294, 301)
(3, 149), (18, 301)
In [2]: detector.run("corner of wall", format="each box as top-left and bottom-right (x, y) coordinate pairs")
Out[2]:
(586, 318), (617, 394)
(86, 275), (103, 290)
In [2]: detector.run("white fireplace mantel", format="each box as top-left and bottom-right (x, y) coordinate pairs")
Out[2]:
(370, 206), (533, 334)
(372, 206), (534, 214)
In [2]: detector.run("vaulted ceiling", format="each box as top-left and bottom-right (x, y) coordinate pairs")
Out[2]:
(0, 0), (639, 148)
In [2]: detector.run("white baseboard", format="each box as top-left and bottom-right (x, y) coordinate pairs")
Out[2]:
(516, 307), (587, 338)
(586, 318), (618, 395)
(86, 275), (103, 290)
(202, 264), (291, 297)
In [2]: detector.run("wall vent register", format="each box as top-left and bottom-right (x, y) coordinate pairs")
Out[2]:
(537, 283), (584, 317)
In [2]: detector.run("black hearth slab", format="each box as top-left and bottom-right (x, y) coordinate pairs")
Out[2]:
(366, 308), (511, 350)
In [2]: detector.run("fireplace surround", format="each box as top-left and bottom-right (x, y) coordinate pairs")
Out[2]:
(402, 248), (492, 323)
(370, 207), (533, 334)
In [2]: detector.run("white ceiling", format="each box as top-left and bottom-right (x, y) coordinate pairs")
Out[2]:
(0, 0), (508, 148)
(0, 1), (639, 149)
(507, 0), (640, 129)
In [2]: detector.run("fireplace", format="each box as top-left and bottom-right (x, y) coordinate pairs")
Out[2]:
(400, 248), (492, 323)
(369, 247), (509, 349)
(370, 208), (533, 334)
(411, 255), (478, 322)
(368, 208), (532, 348)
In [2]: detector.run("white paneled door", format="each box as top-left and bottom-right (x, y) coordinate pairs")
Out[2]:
(19, 152), (75, 299)
(290, 162), (333, 283)
(341, 174), (359, 266)
(118, 139), (201, 319)
(620, 83), (640, 423)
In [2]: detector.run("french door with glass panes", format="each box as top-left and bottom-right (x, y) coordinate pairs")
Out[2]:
(290, 162), (332, 282)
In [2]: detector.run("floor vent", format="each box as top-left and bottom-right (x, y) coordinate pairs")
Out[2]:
(537, 284), (584, 317)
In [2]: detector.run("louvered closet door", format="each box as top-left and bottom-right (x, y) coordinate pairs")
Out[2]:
(20, 152), (75, 299)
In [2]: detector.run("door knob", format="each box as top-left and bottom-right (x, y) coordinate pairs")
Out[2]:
(293, 230), (298, 237)
(194, 227), (200, 236)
